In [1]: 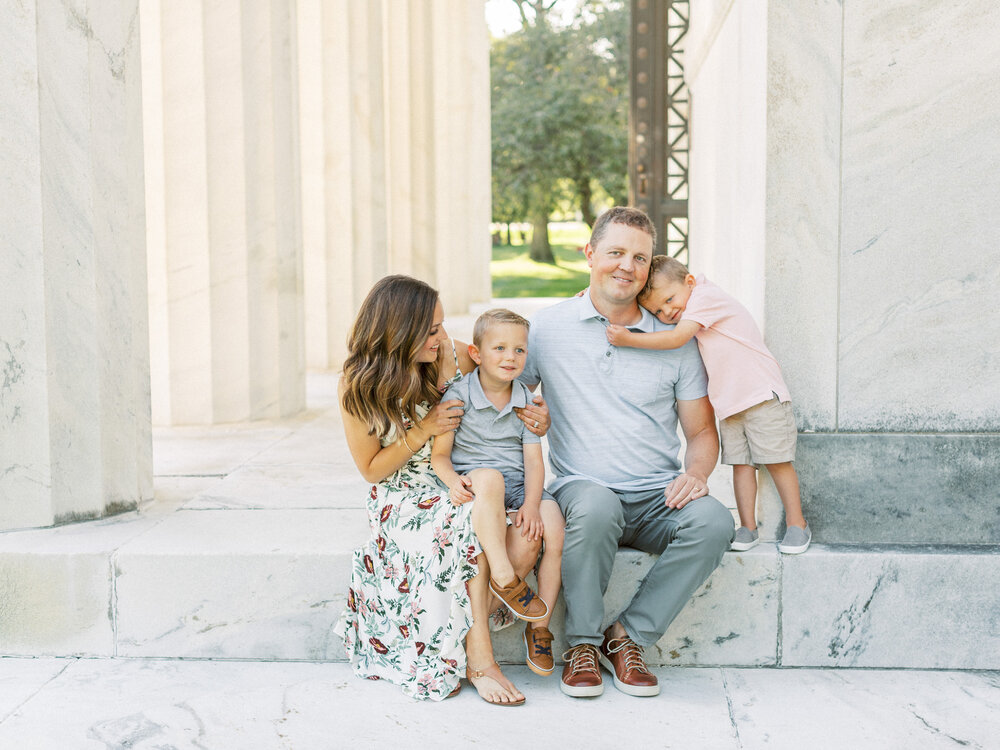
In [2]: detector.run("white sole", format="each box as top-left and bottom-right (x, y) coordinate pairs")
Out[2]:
(730, 539), (759, 551)
(778, 542), (810, 554)
(598, 654), (660, 697)
(559, 680), (603, 698)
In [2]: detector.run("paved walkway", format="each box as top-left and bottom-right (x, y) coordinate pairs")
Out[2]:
(1, 658), (997, 748)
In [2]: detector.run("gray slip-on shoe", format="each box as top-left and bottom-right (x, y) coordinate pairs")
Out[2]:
(730, 526), (759, 551)
(779, 524), (811, 554)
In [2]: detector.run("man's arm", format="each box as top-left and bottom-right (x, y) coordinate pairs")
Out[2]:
(664, 396), (719, 508)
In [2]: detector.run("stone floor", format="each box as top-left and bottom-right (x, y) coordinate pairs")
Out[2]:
(1, 658), (997, 749)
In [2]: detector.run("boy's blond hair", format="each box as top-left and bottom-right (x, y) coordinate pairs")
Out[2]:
(640, 255), (690, 298)
(473, 308), (530, 348)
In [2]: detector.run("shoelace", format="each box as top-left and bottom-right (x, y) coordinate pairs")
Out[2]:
(562, 645), (599, 674)
(605, 638), (652, 674)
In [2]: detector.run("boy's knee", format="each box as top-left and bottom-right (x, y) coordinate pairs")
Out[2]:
(468, 468), (505, 497)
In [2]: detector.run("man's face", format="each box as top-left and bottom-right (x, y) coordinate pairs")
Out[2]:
(585, 223), (653, 308)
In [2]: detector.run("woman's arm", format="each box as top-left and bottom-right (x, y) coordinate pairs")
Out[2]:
(338, 377), (463, 484)
(606, 320), (700, 350)
(430, 429), (474, 505)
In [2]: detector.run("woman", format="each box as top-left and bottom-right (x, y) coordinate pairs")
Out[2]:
(334, 275), (550, 704)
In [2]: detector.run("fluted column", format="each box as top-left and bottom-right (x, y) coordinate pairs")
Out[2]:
(0, 1), (151, 530)
(142, 0), (304, 425)
(300, 0), (491, 370)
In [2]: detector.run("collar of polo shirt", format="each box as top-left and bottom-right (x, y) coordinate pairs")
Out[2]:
(468, 367), (527, 417)
(575, 291), (661, 333)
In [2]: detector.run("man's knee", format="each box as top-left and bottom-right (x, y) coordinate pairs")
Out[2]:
(683, 496), (735, 549)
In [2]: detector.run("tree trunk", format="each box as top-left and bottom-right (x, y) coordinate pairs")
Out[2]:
(529, 211), (555, 263)
(578, 177), (596, 228)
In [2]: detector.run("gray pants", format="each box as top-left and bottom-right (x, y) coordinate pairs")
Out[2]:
(553, 479), (734, 648)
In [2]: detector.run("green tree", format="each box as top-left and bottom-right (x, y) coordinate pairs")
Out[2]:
(491, 0), (627, 262)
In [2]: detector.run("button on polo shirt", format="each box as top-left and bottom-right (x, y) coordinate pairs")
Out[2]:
(440, 367), (539, 475)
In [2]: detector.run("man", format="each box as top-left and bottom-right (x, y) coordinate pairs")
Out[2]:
(520, 206), (734, 698)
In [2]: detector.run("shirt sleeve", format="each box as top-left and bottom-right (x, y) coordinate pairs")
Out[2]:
(674, 339), (710, 401)
(440, 380), (465, 405)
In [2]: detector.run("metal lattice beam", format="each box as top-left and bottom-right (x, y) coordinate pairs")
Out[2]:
(629, 0), (690, 262)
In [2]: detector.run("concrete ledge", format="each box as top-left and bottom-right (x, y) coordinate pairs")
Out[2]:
(781, 543), (1000, 668)
(3, 509), (998, 669)
(493, 546), (780, 667)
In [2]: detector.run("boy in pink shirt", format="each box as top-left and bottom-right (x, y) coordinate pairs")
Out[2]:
(606, 256), (810, 554)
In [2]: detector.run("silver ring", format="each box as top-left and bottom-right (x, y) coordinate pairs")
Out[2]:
(534, 420), (540, 429)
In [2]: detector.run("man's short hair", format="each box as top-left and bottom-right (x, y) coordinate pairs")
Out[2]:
(473, 308), (530, 348)
(589, 206), (657, 253)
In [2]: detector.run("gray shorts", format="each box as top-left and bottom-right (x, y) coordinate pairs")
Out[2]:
(501, 471), (556, 512)
(720, 395), (797, 465)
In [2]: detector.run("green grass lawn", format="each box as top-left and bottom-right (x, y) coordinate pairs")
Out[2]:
(491, 222), (591, 298)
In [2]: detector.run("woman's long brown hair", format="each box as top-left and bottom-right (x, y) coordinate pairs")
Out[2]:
(341, 275), (443, 439)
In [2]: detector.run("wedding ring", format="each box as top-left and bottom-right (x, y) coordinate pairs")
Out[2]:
(534, 420), (540, 428)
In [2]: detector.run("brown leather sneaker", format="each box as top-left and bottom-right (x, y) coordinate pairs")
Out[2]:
(524, 624), (554, 676)
(489, 576), (548, 621)
(560, 644), (604, 697)
(599, 633), (659, 697)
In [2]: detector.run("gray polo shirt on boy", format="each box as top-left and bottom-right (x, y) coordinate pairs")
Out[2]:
(520, 293), (709, 494)
(441, 367), (540, 476)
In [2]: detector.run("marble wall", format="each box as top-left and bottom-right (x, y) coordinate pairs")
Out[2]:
(687, 0), (1000, 542)
(0, 2), (152, 531)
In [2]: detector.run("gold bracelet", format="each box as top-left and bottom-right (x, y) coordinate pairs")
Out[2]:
(402, 432), (417, 453)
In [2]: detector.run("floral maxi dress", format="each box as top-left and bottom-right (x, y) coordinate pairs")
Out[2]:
(334, 402), (481, 700)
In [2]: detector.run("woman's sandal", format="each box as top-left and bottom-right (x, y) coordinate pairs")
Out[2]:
(466, 662), (525, 706)
(446, 682), (462, 699)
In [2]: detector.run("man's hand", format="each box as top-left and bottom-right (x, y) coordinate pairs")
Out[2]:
(514, 395), (550, 436)
(449, 475), (475, 506)
(514, 505), (544, 541)
(664, 471), (709, 509)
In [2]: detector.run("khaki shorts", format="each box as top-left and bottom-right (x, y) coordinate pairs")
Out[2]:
(720, 396), (797, 465)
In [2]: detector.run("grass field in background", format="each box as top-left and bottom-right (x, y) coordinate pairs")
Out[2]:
(490, 221), (591, 298)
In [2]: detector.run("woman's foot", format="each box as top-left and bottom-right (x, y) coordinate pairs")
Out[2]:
(466, 662), (525, 706)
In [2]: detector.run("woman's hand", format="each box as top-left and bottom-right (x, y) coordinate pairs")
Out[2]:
(420, 399), (465, 437)
(514, 395), (550, 437)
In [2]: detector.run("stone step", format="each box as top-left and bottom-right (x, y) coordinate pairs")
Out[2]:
(2, 504), (997, 669)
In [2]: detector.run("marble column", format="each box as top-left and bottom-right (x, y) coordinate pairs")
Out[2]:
(142, 0), (305, 425)
(299, 0), (491, 370)
(0, 1), (152, 531)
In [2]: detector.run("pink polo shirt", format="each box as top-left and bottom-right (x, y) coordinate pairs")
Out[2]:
(681, 275), (791, 420)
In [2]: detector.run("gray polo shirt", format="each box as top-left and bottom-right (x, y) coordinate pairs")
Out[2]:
(520, 293), (709, 493)
(441, 367), (539, 475)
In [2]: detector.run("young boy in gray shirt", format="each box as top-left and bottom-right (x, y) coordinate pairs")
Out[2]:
(432, 309), (565, 679)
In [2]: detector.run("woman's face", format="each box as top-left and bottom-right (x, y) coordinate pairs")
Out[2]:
(415, 300), (447, 363)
